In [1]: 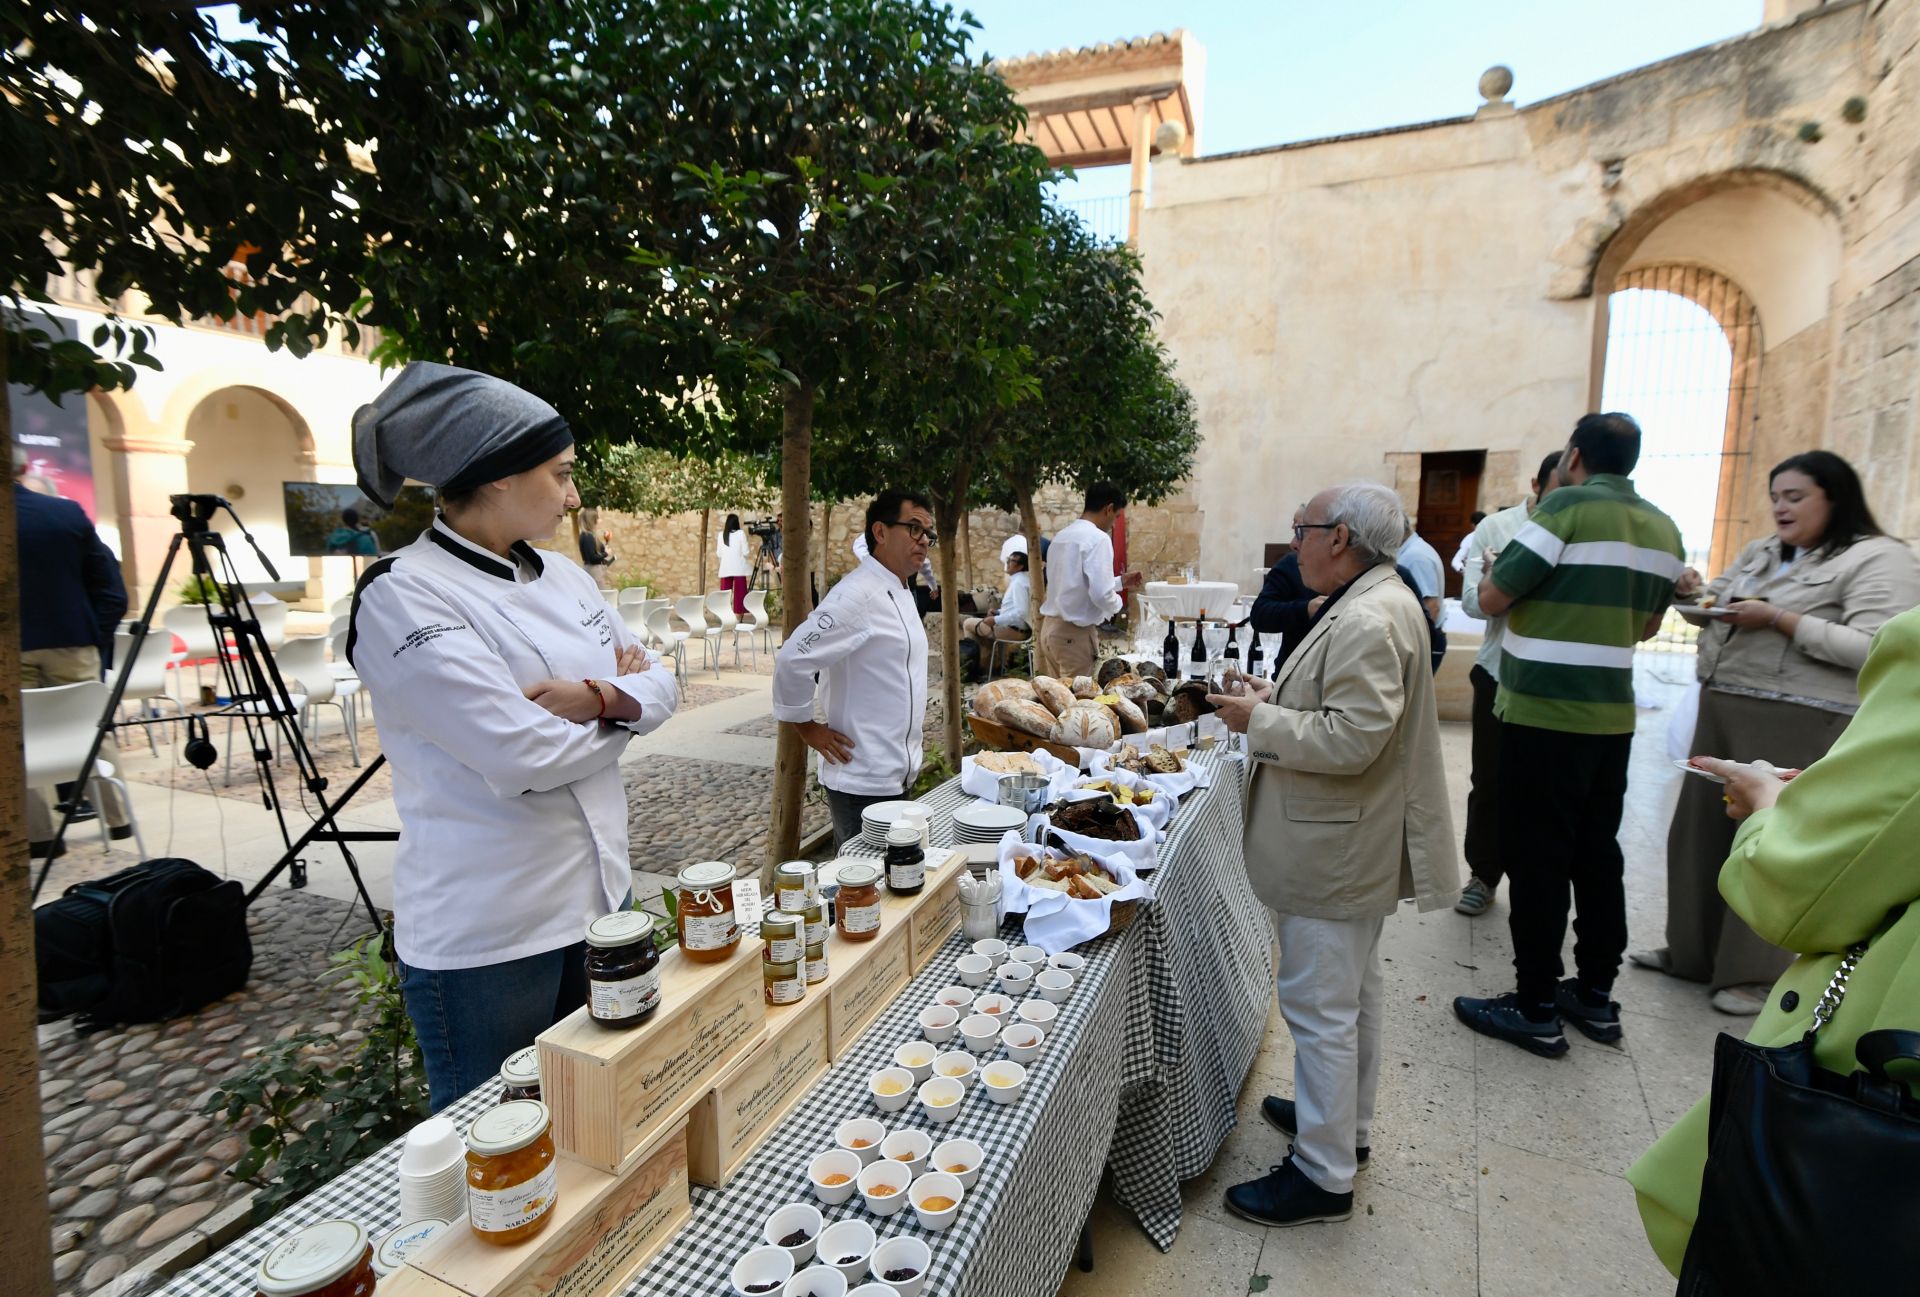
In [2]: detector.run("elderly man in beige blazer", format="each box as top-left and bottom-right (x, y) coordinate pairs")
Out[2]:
(1208, 481), (1460, 1228)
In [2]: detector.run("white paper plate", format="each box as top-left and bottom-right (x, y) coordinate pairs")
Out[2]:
(1673, 759), (1727, 784)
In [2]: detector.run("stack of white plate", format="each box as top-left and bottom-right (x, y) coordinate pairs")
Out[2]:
(396, 1116), (467, 1224)
(860, 798), (931, 848)
(952, 802), (1026, 846)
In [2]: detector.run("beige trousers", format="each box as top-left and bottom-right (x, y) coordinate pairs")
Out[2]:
(1038, 619), (1099, 679)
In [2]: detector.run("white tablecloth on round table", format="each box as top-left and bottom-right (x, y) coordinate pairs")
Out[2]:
(1141, 580), (1241, 620)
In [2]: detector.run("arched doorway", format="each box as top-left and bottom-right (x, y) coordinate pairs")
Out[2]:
(183, 386), (316, 590)
(1597, 264), (1760, 573)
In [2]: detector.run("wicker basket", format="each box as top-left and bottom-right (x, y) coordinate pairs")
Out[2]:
(966, 713), (1082, 765)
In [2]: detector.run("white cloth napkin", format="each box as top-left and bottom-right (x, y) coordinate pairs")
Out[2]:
(1026, 794), (1160, 872)
(1068, 767), (1175, 831)
(995, 831), (1149, 954)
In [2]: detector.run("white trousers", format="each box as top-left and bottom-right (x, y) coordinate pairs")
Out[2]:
(1273, 911), (1386, 1194)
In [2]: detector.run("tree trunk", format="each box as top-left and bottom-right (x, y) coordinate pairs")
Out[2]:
(0, 349), (55, 1296)
(818, 502), (832, 598)
(958, 509), (973, 592)
(768, 382), (816, 869)
(697, 508), (711, 596)
(932, 496), (965, 770)
(1016, 482), (1048, 676)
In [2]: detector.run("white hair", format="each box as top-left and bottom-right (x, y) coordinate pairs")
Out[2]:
(1323, 482), (1409, 565)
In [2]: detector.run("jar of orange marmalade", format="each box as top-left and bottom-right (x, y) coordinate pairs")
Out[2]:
(676, 860), (740, 962)
(836, 863), (883, 943)
(254, 1219), (375, 1297)
(465, 1100), (558, 1246)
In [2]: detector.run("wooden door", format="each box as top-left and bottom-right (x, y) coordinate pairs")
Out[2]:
(1416, 451), (1485, 599)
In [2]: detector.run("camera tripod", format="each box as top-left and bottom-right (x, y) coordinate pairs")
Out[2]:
(30, 494), (392, 931)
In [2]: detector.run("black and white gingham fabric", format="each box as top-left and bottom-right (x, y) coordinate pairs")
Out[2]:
(158, 752), (1268, 1297)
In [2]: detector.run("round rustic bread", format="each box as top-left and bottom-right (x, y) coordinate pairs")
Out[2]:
(1110, 695), (1148, 734)
(993, 697), (1061, 739)
(971, 677), (1039, 718)
(1052, 700), (1121, 748)
(1095, 657), (1134, 687)
(1031, 675), (1076, 716)
(1071, 676), (1099, 698)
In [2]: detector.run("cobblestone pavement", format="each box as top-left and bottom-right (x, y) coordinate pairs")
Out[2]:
(624, 756), (830, 887)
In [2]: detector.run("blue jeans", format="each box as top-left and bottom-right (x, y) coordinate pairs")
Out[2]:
(400, 941), (589, 1112)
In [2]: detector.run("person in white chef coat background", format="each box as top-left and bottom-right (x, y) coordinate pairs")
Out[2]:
(774, 488), (932, 848)
(348, 361), (679, 1110)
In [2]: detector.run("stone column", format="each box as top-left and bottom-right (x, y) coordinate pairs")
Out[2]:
(1127, 95), (1157, 248)
(103, 436), (193, 608)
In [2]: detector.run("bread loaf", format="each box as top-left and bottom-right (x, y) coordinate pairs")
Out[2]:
(1110, 695), (1148, 734)
(971, 677), (1038, 718)
(1052, 700), (1121, 748)
(1031, 675), (1076, 716)
(993, 697), (1061, 739)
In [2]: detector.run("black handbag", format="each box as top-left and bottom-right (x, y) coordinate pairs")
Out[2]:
(1678, 942), (1920, 1294)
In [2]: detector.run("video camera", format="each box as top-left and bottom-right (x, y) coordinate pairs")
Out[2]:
(746, 518), (780, 539)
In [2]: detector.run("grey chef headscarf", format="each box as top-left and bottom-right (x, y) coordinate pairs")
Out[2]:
(352, 362), (573, 509)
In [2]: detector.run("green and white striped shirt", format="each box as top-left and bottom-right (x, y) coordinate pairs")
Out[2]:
(1489, 474), (1684, 735)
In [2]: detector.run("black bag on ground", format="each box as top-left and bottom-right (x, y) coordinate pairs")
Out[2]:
(34, 858), (252, 1027)
(1677, 942), (1920, 1294)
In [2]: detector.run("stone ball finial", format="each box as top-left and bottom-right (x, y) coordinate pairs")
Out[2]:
(1479, 65), (1514, 102)
(1153, 119), (1186, 155)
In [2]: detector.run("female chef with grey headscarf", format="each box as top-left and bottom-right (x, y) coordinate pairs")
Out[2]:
(347, 362), (679, 1109)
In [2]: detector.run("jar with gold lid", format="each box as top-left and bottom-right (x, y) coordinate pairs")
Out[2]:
(255, 1219), (375, 1297)
(836, 862), (883, 943)
(498, 1046), (540, 1104)
(584, 911), (661, 1029)
(761, 911), (802, 967)
(764, 956), (805, 1006)
(802, 899), (829, 948)
(804, 940), (829, 985)
(465, 1100), (558, 1246)
(773, 860), (817, 914)
(676, 860), (740, 962)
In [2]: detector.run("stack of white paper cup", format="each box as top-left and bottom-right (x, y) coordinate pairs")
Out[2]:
(397, 1116), (466, 1222)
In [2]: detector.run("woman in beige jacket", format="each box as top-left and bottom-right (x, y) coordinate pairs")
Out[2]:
(1635, 450), (1920, 1012)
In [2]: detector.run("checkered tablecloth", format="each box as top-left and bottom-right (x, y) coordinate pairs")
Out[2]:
(160, 751), (1268, 1297)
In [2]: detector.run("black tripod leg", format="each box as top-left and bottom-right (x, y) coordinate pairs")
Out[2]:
(245, 754), (389, 930)
(1077, 1218), (1095, 1272)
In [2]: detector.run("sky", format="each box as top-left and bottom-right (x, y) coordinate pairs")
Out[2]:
(957, 0), (1763, 204)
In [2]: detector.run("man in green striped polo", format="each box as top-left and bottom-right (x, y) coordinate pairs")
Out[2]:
(1454, 413), (1684, 1057)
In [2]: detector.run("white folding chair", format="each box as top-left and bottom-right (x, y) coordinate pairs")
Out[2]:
(674, 596), (720, 679)
(705, 590), (748, 669)
(250, 595), (289, 652)
(328, 628), (368, 732)
(328, 595), (354, 620)
(635, 599), (670, 647)
(163, 603), (226, 697)
(743, 588), (778, 654)
(277, 635), (358, 765)
(619, 601), (651, 645)
(646, 606), (688, 691)
(618, 587), (650, 607)
(24, 682), (147, 858)
(113, 629), (185, 755)
(985, 627), (1034, 682)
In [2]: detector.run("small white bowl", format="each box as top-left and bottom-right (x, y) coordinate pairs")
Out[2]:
(908, 1171), (965, 1231)
(869, 1237), (932, 1297)
(763, 1203), (822, 1266)
(933, 985), (976, 1012)
(971, 938), (1008, 966)
(1048, 951), (1086, 974)
(847, 1285), (900, 1297)
(954, 953), (993, 987)
(918, 1076), (965, 1124)
(1001, 1023), (1044, 1064)
(878, 1127), (932, 1178)
(1009, 944), (1046, 966)
(856, 1159), (911, 1218)
(996, 961), (1035, 994)
(982, 1059), (1028, 1105)
(1017, 998), (1059, 1035)
(892, 1040), (936, 1083)
(931, 1136), (984, 1189)
(733, 1244), (797, 1297)
(868, 1067), (915, 1113)
(917, 1005), (959, 1044)
(816, 1218), (876, 1286)
(1034, 969), (1074, 1003)
(959, 1013), (1001, 1054)
(783, 1264), (847, 1297)
(807, 1149), (862, 1207)
(932, 1050), (977, 1088)
(834, 1118), (885, 1166)
(974, 992), (1015, 1019)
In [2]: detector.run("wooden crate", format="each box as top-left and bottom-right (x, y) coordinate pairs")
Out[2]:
(826, 921), (912, 1058)
(404, 1120), (691, 1297)
(966, 714), (1081, 764)
(378, 1268), (465, 1296)
(906, 855), (966, 972)
(687, 991), (831, 1188)
(539, 942), (766, 1173)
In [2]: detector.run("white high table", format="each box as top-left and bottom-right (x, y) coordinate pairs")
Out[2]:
(1141, 580), (1241, 621)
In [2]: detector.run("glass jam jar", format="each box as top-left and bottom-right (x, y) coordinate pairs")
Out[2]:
(885, 822), (925, 896)
(761, 911), (802, 967)
(764, 957), (805, 1006)
(676, 860), (740, 962)
(465, 1100), (558, 1247)
(499, 1046), (540, 1103)
(773, 860), (816, 913)
(804, 940), (829, 985)
(802, 899), (829, 947)
(255, 1219), (376, 1297)
(584, 912), (661, 1029)
(836, 862), (883, 942)
(370, 1219), (450, 1278)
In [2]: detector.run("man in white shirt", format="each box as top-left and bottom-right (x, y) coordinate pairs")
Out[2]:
(1396, 524), (1448, 673)
(773, 488), (932, 847)
(1453, 451), (1561, 917)
(959, 538), (1031, 681)
(1039, 482), (1140, 677)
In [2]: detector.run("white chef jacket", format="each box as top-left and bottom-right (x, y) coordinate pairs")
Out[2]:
(997, 570), (1032, 631)
(1039, 517), (1123, 628)
(717, 528), (751, 579)
(348, 517), (678, 970)
(770, 554), (927, 796)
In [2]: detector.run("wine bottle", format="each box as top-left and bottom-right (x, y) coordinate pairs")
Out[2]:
(1162, 618), (1180, 678)
(1186, 609), (1210, 682)
(1223, 622), (1240, 669)
(1247, 628), (1266, 680)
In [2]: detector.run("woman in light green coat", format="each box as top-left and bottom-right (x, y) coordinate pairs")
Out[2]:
(1627, 604), (1920, 1274)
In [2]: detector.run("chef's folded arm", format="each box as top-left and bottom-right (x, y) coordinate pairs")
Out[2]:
(604, 617), (678, 735)
(353, 577), (633, 797)
(1246, 626), (1406, 777)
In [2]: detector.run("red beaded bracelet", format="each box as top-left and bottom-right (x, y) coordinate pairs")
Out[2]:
(583, 678), (607, 719)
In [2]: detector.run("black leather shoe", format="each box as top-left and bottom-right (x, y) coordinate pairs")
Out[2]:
(1453, 992), (1570, 1058)
(1554, 979), (1624, 1045)
(1224, 1156), (1353, 1227)
(1260, 1096), (1369, 1170)
(28, 839), (67, 860)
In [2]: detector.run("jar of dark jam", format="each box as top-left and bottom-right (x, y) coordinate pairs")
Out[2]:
(885, 821), (925, 896)
(583, 911), (661, 1029)
(254, 1219), (375, 1297)
(498, 1046), (540, 1104)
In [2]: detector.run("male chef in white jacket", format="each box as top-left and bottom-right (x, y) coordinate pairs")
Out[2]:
(774, 488), (932, 847)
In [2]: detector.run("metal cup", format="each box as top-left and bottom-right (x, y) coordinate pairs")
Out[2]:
(997, 773), (1049, 815)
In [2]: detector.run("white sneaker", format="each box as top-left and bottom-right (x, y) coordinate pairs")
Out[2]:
(1711, 984), (1768, 1016)
(1454, 877), (1494, 916)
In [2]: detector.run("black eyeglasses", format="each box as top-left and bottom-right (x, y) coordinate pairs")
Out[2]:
(1292, 522), (1339, 542)
(884, 519), (938, 545)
